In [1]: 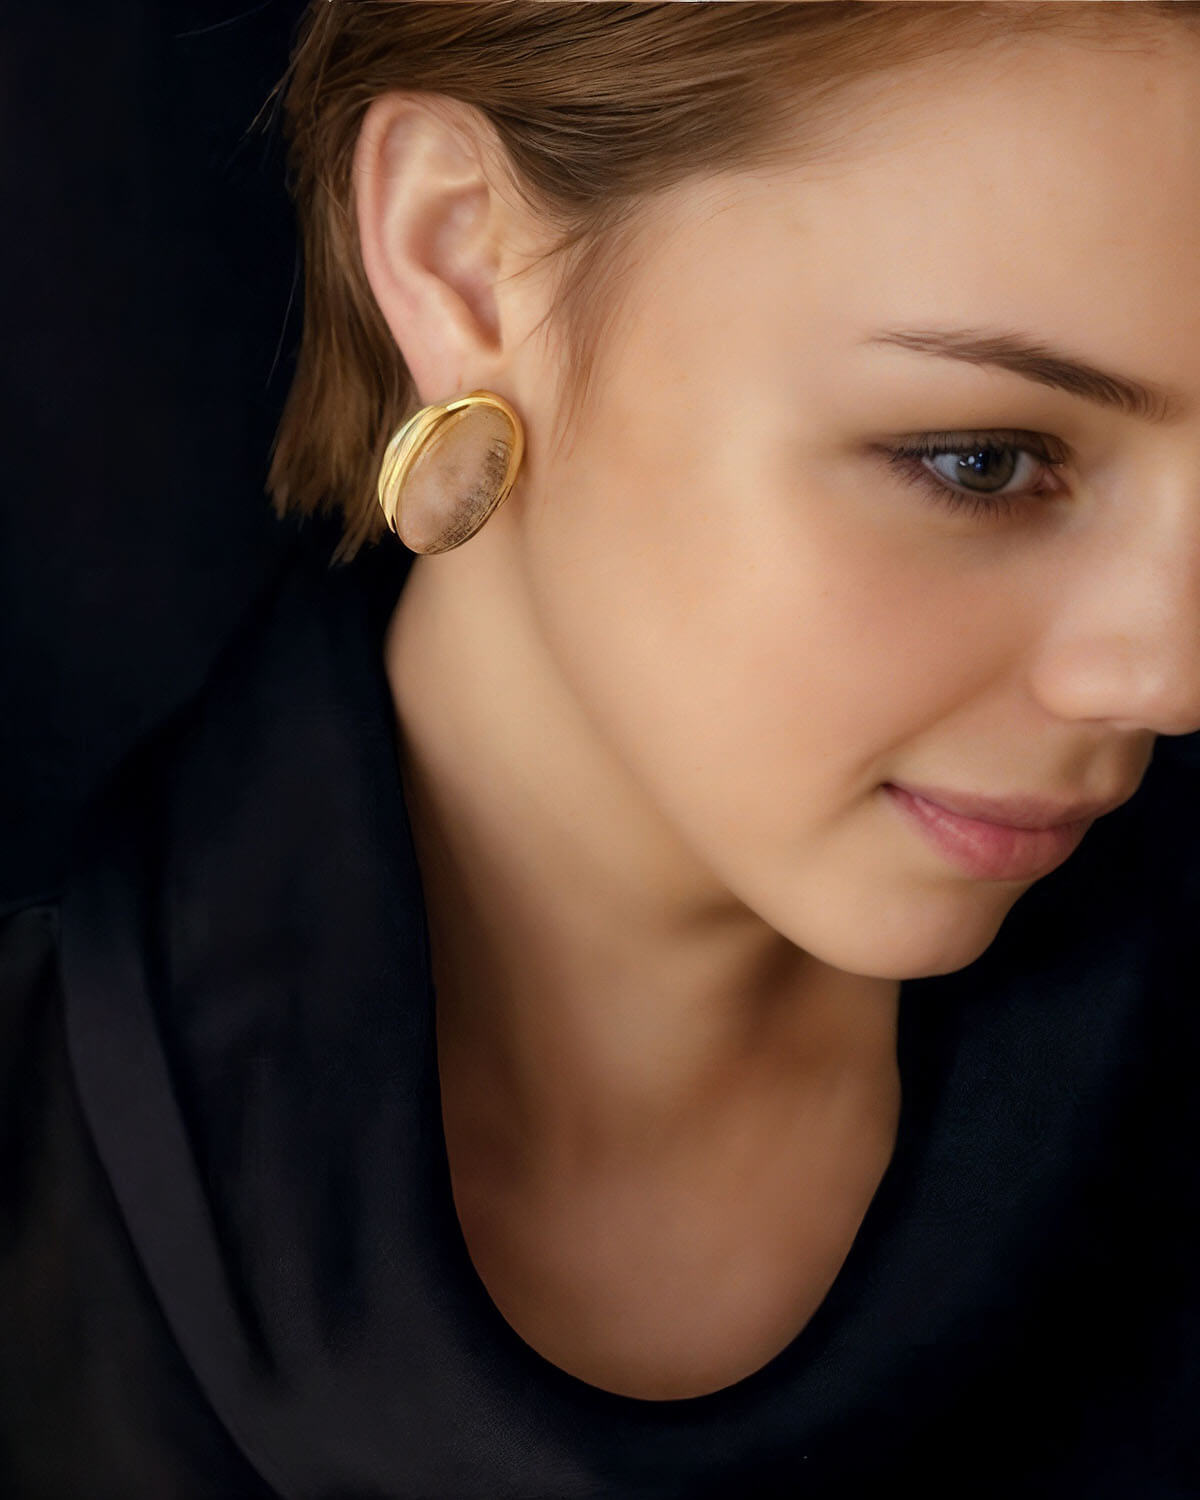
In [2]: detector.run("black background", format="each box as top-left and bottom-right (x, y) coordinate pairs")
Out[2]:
(0, 0), (313, 908)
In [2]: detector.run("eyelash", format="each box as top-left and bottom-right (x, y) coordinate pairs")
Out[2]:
(878, 430), (1072, 520)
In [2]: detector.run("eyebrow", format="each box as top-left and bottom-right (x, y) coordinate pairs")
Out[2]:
(862, 326), (1187, 426)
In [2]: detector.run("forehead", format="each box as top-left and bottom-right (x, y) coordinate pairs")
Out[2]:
(624, 31), (1200, 381)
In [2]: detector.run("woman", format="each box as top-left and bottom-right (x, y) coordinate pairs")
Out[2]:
(4, 2), (1199, 1495)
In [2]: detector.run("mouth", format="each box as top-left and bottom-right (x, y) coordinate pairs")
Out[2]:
(882, 782), (1096, 882)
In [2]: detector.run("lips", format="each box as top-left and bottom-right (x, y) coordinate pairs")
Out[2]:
(883, 782), (1098, 882)
(886, 779), (1132, 831)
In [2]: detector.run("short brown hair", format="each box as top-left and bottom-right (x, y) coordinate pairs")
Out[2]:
(265, 0), (1197, 564)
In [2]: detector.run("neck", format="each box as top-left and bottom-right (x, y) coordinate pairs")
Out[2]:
(383, 547), (901, 1161)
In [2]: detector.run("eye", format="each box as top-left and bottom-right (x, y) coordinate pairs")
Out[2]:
(874, 430), (1072, 520)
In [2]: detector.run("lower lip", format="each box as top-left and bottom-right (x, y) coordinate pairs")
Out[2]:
(883, 783), (1092, 882)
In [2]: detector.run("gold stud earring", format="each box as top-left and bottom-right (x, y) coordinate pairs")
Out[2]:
(375, 389), (525, 554)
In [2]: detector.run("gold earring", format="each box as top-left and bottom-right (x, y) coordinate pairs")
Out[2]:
(376, 389), (525, 554)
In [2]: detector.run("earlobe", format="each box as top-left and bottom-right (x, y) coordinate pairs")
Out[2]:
(353, 93), (506, 405)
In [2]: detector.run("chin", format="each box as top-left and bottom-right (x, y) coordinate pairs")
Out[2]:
(895, 929), (1006, 981)
(774, 880), (1018, 983)
(862, 906), (1012, 981)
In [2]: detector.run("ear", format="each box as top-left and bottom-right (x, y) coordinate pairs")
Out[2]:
(353, 93), (519, 406)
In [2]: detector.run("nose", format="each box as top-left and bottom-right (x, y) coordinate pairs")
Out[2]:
(1029, 472), (1200, 739)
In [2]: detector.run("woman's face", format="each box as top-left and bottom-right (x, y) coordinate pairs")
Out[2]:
(372, 27), (1200, 982)
(497, 29), (1200, 979)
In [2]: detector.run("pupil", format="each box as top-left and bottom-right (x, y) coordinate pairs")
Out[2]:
(956, 445), (1015, 492)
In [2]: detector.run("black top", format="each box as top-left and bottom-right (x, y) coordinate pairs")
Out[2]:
(3, 533), (1199, 1500)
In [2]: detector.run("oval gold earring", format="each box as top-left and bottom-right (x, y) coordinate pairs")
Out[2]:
(375, 389), (525, 554)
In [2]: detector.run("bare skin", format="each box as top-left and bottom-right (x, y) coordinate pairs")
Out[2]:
(355, 23), (1200, 1398)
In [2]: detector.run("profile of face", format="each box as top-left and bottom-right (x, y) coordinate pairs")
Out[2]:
(355, 25), (1200, 987)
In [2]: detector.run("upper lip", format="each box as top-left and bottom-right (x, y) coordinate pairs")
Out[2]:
(888, 780), (1139, 831)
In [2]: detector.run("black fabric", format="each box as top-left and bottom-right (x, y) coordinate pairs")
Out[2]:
(2, 531), (1198, 1499)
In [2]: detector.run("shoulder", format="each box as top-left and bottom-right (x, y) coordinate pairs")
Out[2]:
(35, 533), (442, 1497)
(53, 526), (424, 1101)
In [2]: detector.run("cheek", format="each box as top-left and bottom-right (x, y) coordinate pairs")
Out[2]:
(521, 424), (993, 855)
(518, 402), (1049, 973)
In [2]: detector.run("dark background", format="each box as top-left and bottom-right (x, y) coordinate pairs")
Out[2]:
(0, 0), (314, 909)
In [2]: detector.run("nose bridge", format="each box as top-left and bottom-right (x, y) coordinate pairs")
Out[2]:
(1037, 457), (1200, 737)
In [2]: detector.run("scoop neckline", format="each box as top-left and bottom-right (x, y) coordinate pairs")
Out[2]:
(431, 970), (924, 1422)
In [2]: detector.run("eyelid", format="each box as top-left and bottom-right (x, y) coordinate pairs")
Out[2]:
(883, 427), (1075, 464)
